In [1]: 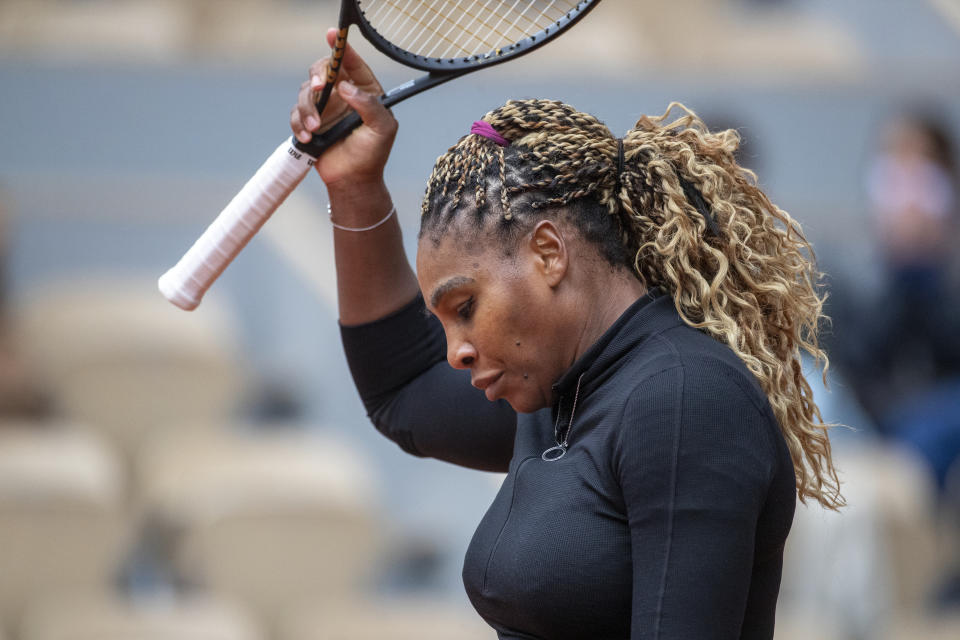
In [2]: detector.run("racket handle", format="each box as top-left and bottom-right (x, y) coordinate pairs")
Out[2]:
(296, 109), (364, 157)
(158, 137), (316, 310)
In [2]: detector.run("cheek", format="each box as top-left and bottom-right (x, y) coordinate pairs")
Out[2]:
(501, 297), (557, 381)
(478, 251), (555, 368)
(494, 280), (542, 347)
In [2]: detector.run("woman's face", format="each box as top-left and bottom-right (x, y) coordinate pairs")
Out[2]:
(416, 229), (573, 414)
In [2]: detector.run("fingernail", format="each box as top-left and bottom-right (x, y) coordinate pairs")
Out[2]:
(338, 81), (356, 97)
(310, 75), (323, 90)
(297, 130), (312, 143)
(305, 116), (319, 130)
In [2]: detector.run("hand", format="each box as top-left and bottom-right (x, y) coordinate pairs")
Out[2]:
(290, 28), (398, 190)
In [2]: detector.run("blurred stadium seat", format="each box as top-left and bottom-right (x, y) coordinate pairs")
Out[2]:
(860, 444), (943, 614)
(0, 421), (128, 633)
(18, 593), (262, 640)
(279, 596), (493, 640)
(11, 276), (245, 458)
(882, 611), (960, 640)
(779, 438), (943, 638)
(135, 426), (381, 626)
(772, 608), (843, 640)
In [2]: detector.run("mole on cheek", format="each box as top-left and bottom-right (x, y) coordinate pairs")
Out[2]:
(515, 341), (528, 379)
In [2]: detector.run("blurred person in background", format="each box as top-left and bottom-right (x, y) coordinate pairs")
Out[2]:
(869, 113), (960, 610)
(289, 33), (844, 639)
(844, 112), (960, 488)
(829, 112), (960, 435)
(866, 111), (960, 389)
(0, 186), (50, 419)
(828, 110), (960, 611)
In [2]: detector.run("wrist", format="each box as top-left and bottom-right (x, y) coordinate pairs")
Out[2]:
(324, 171), (386, 191)
(326, 181), (394, 228)
(328, 203), (396, 232)
(325, 176), (388, 199)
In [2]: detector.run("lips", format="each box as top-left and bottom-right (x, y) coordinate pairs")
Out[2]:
(472, 371), (504, 400)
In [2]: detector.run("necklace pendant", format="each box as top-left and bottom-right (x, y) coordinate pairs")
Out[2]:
(541, 445), (567, 462)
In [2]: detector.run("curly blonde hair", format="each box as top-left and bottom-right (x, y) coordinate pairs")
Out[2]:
(420, 99), (843, 509)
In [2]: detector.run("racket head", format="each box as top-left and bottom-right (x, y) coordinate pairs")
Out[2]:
(351, 0), (601, 73)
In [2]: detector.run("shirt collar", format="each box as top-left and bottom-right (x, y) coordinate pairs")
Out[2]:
(551, 287), (681, 398)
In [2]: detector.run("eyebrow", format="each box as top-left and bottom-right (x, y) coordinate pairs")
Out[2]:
(429, 276), (475, 309)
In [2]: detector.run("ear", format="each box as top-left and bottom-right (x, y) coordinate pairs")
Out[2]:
(528, 220), (568, 288)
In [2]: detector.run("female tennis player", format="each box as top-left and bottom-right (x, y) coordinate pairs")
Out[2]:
(291, 34), (843, 640)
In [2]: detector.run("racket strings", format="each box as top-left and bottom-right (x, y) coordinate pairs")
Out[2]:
(376, 0), (507, 55)
(359, 0), (578, 60)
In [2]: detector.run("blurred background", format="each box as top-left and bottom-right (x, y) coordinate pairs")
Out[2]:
(1, 0), (959, 638)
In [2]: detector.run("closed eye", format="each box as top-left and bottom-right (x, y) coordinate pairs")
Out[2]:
(457, 296), (475, 321)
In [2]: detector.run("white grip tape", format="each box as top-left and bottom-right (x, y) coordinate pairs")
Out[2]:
(159, 138), (316, 310)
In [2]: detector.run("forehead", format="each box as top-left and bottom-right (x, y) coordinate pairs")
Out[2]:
(416, 232), (506, 306)
(417, 232), (482, 283)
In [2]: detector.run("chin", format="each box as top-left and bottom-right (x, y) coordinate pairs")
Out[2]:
(504, 394), (549, 415)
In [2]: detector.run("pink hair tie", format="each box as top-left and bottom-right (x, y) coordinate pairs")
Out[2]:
(470, 121), (510, 147)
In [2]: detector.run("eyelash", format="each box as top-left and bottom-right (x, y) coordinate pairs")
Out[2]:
(457, 297), (475, 320)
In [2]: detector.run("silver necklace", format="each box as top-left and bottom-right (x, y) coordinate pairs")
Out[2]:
(541, 373), (585, 462)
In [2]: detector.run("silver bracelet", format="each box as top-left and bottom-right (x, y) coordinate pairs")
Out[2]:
(327, 203), (396, 232)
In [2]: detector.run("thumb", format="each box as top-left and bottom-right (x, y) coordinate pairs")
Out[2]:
(336, 80), (394, 135)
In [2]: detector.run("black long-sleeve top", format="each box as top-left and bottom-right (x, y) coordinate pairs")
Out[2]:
(341, 289), (796, 639)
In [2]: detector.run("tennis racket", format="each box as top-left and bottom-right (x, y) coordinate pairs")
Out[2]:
(158, 0), (601, 311)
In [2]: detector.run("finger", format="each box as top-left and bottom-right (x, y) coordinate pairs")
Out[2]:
(319, 27), (381, 95)
(306, 53), (350, 115)
(341, 50), (381, 95)
(335, 80), (396, 136)
(296, 79), (322, 133)
(290, 104), (312, 144)
(335, 40), (381, 94)
(314, 28), (348, 89)
(308, 56), (329, 87)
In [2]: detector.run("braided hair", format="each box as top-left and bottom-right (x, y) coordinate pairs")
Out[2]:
(420, 99), (842, 510)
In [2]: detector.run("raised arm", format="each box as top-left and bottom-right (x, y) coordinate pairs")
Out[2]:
(291, 28), (418, 324)
(292, 33), (516, 470)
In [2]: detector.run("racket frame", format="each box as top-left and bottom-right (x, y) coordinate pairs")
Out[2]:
(296, 0), (600, 157)
(354, 0), (598, 72)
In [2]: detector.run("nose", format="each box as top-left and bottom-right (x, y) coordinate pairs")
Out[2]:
(448, 338), (477, 369)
